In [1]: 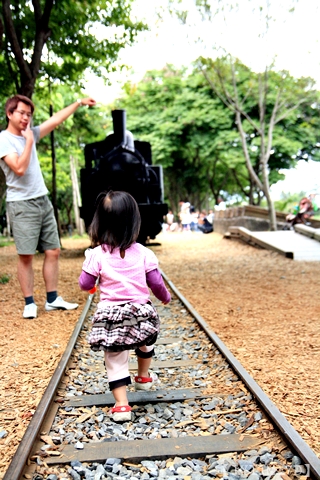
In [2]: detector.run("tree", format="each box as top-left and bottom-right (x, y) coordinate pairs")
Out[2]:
(162, 0), (320, 229)
(116, 65), (245, 213)
(116, 63), (320, 218)
(0, 1), (146, 230)
(199, 56), (320, 229)
(0, 0), (146, 98)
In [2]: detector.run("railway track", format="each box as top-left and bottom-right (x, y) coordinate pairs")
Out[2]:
(4, 272), (320, 480)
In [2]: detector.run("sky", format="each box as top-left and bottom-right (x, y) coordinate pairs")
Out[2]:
(84, 0), (320, 200)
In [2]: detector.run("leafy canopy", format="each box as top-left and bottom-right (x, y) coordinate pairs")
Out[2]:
(0, 0), (147, 97)
(116, 65), (243, 210)
(115, 59), (320, 211)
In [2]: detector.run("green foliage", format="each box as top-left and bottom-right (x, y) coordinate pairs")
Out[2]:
(198, 56), (320, 207)
(0, 273), (10, 283)
(45, 1), (146, 84)
(272, 192), (306, 213)
(0, 0), (147, 97)
(116, 65), (245, 212)
(115, 60), (320, 212)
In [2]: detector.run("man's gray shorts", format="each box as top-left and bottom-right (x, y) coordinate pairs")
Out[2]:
(7, 195), (60, 255)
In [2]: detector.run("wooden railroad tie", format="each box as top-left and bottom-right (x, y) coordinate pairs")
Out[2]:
(45, 434), (262, 465)
(65, 388), (225, 408)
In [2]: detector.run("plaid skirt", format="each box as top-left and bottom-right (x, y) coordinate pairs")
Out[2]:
(88, 301), (160, 352)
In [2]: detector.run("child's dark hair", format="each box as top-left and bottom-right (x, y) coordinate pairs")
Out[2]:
(89, 190), (141, 251)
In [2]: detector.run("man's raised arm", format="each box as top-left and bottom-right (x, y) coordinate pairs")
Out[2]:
(39, 97), (96, 139)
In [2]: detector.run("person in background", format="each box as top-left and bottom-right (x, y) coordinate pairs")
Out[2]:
(0, 94), (96, 319)
(285, 195), (315, 227)
(165, 210), (174, 231)
(190, 207), (199, 232)
(206, 209), (215, 225)
(214, 196), (226, 211)
(179, 201), (192, 231)
(308, 193), (318, 215)
(198, 210), (213, 234)
(78, 191), (171, 422)
(299, 196), (314, 222)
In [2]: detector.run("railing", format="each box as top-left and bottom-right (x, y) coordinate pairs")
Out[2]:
(214, 205), (320, 228)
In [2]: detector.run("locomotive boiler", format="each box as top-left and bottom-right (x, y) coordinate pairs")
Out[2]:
(80, 109), (168, 244)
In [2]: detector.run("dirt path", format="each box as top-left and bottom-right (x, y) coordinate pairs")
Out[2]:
(0, 232), (319, 477)
(152, 232), (320, 457)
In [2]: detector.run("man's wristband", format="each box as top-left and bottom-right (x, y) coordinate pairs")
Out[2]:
(76, 99), (83, 106)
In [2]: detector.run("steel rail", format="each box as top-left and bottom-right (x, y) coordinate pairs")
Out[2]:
(3, 294), (94, 480)
(161, 271), (320, 479)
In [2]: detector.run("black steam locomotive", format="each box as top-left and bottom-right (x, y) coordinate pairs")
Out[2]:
(80, 109), (168, 244)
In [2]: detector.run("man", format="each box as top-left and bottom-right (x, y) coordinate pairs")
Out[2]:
(215, 196), (226, 211)
(0, 94), (96, 319)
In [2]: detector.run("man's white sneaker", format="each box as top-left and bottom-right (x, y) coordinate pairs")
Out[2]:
(45, 296), (79, 311)
(134, 371), (159, 391)
(23, 303), (37, 319)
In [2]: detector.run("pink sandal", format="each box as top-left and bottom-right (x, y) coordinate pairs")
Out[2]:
(111, 405), (132, 422)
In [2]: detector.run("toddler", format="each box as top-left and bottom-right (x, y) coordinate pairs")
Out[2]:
(79, 191), (171, 421)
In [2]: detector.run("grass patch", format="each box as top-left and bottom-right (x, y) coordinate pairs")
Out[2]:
(71, 234), (89, 240)
(62, 233), (89, 240)
(0, 273), (10, 284)
(0, 238), (14, 248)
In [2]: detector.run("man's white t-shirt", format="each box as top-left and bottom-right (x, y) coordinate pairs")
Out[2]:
(0, 127), (48, 202)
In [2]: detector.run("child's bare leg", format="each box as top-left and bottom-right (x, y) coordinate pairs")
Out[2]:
(137, 356), (152, 377)
(104, 350), (131, 406)
(136, 345), (154, 377)
(112, 385), (129, 407)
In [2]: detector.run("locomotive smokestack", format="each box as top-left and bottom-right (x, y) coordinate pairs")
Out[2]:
(112, 109), (126, 147)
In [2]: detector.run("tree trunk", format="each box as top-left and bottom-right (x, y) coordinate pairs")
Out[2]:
(70, 155), (85, 235)
(2, 0), (54, 98)
(49, 103), (61, 238)
(0, 168), (6, 201)
(236, 113), (277, 229)
(19, 76), (36, 98)
(261, 159), (277, 230)
(5, 210), (11, 239)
